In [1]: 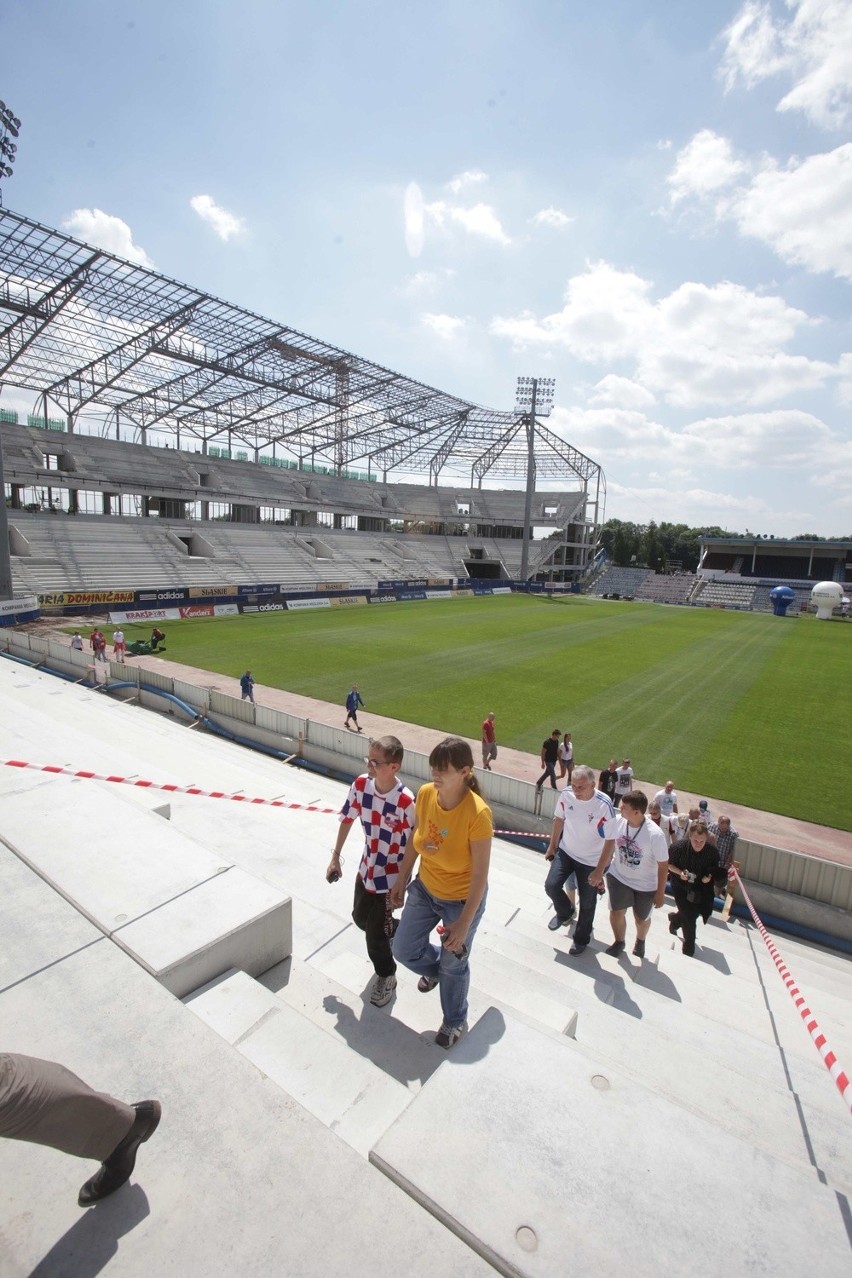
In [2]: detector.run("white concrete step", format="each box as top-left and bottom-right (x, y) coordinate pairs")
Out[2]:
(184, 968), (414, 1157)
(371, 1009), (852, 1278)
(312, 931), (580, 1041)
(0, 848), (492, 1278)
(259, 955), (447, 1091)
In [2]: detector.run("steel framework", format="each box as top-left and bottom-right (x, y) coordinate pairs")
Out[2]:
(0, 207), (604, 505)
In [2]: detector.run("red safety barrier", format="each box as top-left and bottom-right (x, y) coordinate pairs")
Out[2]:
(732, 868), (852, 1117)
(0, 758), (338, 814)
(1, 759), (555, 834)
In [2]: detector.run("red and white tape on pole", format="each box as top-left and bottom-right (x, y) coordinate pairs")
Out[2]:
(732, 867), (852, 1117)
(0, 759), (339, 814)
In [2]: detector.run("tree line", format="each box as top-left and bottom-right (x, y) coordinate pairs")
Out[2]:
(598, 521), (844, 573)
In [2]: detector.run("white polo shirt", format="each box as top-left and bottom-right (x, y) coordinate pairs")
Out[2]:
(554, 788), (618, 866)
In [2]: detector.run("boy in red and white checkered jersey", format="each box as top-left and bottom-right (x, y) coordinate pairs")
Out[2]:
(326, 735), (415, 1008)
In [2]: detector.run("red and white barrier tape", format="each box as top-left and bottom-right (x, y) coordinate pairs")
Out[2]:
(0, 759), (338, 814)
(732, 868), (852, 1117)
(1, 760), (552, 836)
(494, 827), (548, 839)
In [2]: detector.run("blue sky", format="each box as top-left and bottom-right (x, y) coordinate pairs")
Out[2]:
(2, 0), (851, 535)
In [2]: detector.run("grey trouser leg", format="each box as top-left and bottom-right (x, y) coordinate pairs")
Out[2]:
(0, 1053), (135, 1161)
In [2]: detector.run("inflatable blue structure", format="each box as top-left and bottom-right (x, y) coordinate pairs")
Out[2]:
(769, 585), (796, 616)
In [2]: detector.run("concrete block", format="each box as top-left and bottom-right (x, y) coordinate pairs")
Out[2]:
(0, 777), (232, 927)
(116, 868), (292, 997)
(0, 875), (493, 1277)
(371, 1008), (852, 1278)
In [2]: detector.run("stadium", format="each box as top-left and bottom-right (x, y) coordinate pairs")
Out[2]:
(2, 204), (852, 1276)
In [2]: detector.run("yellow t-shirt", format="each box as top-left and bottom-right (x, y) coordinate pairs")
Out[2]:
(413, 783), (493, 900)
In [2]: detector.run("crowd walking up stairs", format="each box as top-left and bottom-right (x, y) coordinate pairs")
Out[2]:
(0, 661), (850, 1277)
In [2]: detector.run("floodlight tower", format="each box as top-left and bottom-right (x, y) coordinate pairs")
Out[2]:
(0, 100), (21, 206)
(0, 102), (21, 599)
(515, 375), (555, 582)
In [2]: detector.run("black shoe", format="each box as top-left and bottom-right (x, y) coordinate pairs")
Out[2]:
(682, 943), (695, 957)
(605, 940), (625, 956)
(78, 1100), (161, 1206)
(568, 943), (586, 956)
(632, 939), (645, 959)
(547, 915), (566, 931)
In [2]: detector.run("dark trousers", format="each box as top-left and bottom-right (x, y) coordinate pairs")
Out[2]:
(669, 882), (703, 954)
(545, 852), (599, 946)
(352, 876), (396, 977)
(536, 761), (558, 789)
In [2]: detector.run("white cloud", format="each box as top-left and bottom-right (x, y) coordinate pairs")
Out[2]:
(62, 208), (154, 267)
(491, 262), (834, 407)
(728, 144), (852, 278)
(403, 182), (425, 258)
(530, 206), (574, 228)
(667, 129), (748, 204)
(189, 194), (245, 241)
(667, 133), (852, 281)
(418, 313), (467, 339)
(446, 169), (488, 194)
(589, 375), (657, 410)
(720, 0), (852, 128)
(398, 268), (456, 295)
(421, 312), (466, 339)
(425, 199), (511, 245)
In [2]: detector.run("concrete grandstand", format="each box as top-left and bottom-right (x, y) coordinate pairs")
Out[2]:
(0, 206), (603, 603)
(3, 208), (852, 1276)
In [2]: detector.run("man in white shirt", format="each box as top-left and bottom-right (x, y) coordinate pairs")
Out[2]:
(614, 758), (634, 808)
(653, 780), (678, 817)
(590, 790), (669, 959)
(544, 765), (618, 956)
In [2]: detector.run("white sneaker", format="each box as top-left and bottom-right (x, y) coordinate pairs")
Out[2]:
(370, 974), (397, 1007)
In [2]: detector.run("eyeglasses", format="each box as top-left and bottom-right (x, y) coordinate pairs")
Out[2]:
(366, 756), (391, 767)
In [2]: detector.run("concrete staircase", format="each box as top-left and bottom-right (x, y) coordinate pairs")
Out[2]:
(1, 659), (851, 1276)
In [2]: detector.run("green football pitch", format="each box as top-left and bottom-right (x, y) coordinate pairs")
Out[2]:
(118, 595), (851, 830)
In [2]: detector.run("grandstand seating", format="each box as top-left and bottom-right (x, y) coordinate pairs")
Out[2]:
(589, 565), (651, 597)
(750, 584), (813, 613)
(633, 573), (698, 605)
(694, 579), (756, 609)
(6, 513), (556, 592)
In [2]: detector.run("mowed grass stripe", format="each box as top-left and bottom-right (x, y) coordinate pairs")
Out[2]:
(559, 617), (789, 802)
(112, 595), (849, 829)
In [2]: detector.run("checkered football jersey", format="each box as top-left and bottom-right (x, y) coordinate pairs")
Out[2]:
(340, 773), (415, 893)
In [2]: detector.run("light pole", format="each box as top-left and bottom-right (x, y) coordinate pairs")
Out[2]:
(0, 102), (22, 597)
(515, 375), (555, 582)
(0, 100), (21, 206)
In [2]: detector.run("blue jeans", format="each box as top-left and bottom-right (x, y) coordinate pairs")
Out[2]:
(545, 851), (599, 946)
(392, 877), (487, 1029)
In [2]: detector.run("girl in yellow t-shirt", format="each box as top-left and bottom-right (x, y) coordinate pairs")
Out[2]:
(389, 737), (492, 1049)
